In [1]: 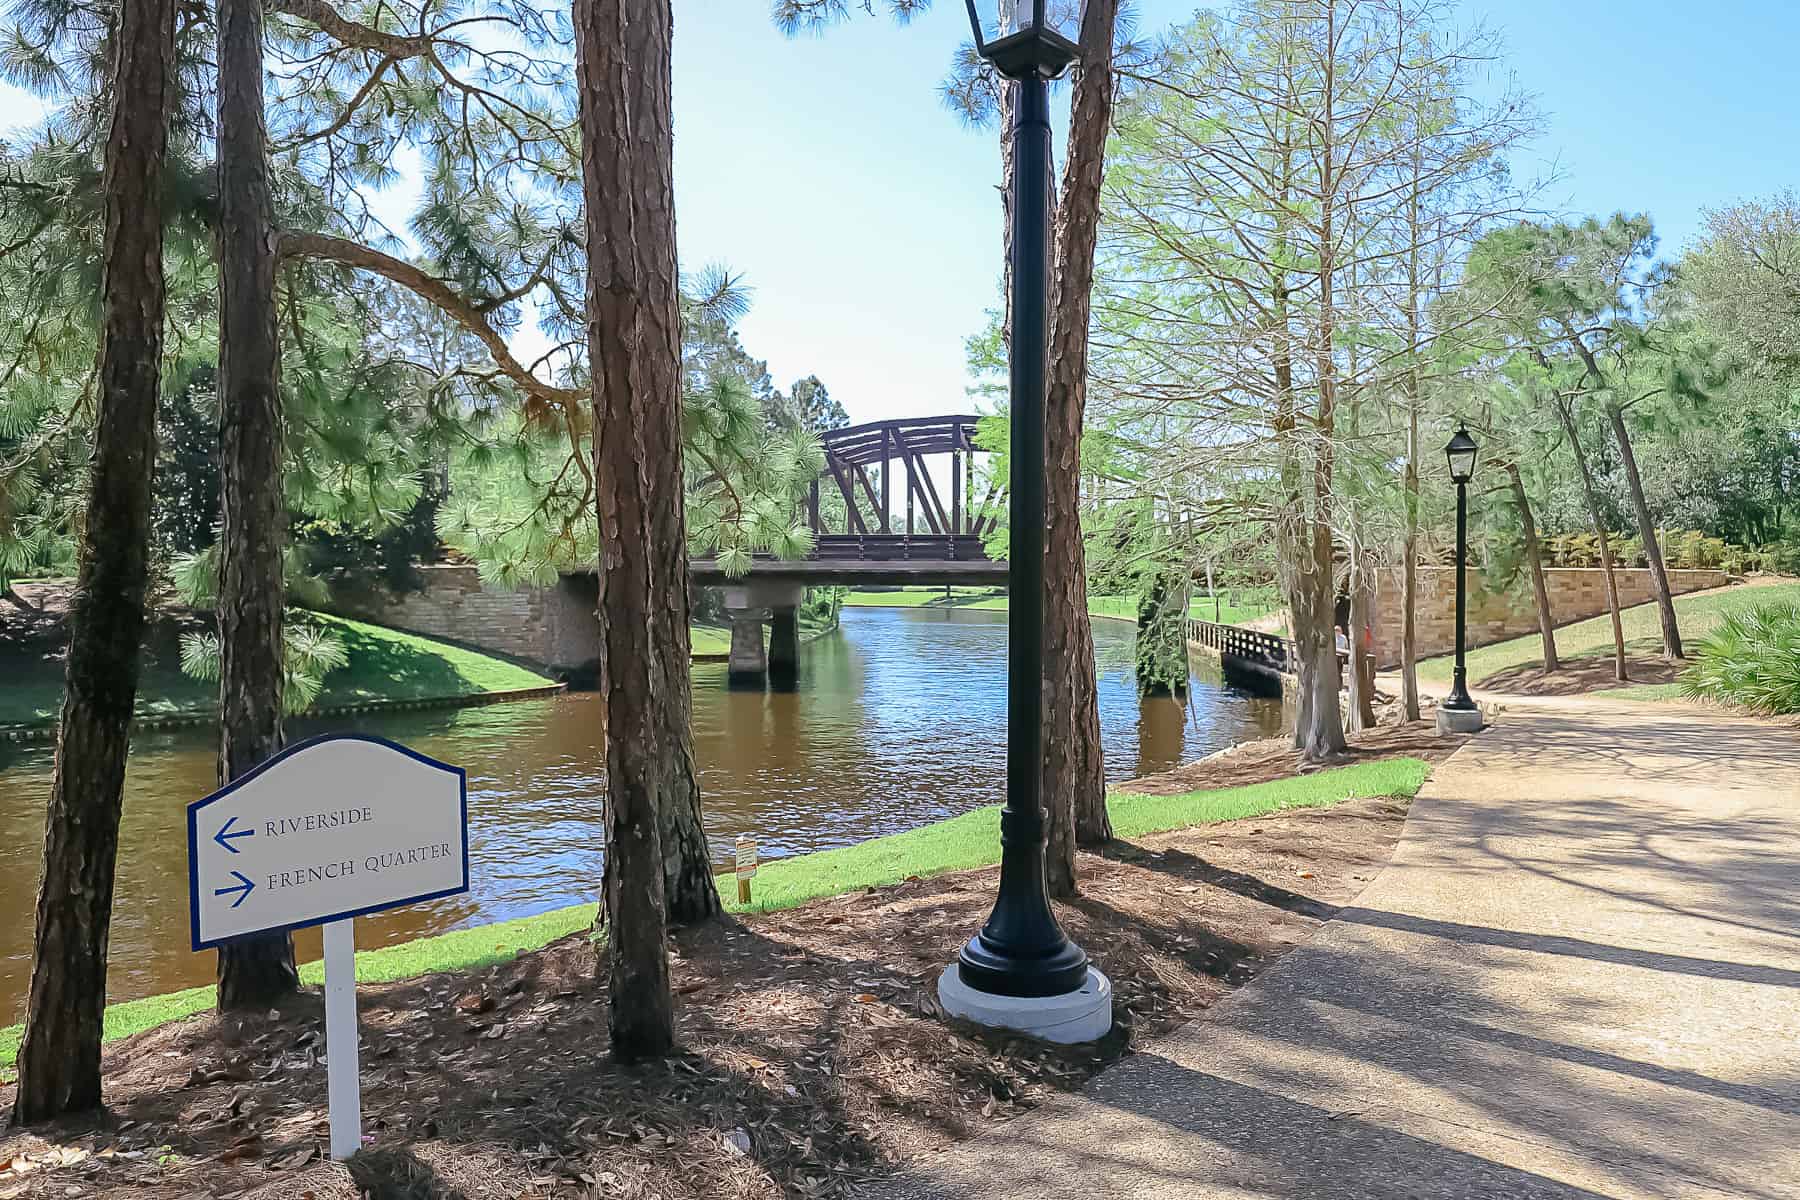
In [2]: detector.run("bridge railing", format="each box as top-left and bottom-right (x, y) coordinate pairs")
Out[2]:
(812, 533), (991, 563)
(1185, 617), (1296, 676)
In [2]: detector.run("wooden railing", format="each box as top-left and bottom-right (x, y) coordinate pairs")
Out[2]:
(1185, 617), (1296, 677)
(811, 533), (992, 563)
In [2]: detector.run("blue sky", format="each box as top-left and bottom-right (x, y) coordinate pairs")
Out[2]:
(5, 1), (1798, 425)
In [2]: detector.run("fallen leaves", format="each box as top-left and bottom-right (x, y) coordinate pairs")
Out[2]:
(0, 797), (1412, 1200)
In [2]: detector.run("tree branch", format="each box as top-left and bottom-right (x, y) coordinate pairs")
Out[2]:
(276, 230), (583, 407)
(273, 0), (429, 57)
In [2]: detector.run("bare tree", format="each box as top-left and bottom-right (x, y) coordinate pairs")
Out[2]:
(1504, 460), (1560, 672)
(1551, 392), (1628, 681)
(1090, 0), (1536, 752)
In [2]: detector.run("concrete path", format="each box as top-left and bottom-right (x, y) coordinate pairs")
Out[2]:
(869, 702), (1800, 1199)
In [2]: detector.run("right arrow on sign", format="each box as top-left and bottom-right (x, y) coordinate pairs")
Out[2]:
(214, 870), (255, 909)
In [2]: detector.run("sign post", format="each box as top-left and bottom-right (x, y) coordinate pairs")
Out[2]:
(321, 919), (361, 1159)
(735, 834), (758, 904)
(188, 733), (468, 1160)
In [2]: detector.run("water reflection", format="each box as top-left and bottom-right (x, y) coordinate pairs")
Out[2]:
(0, 607), (1284, 1017)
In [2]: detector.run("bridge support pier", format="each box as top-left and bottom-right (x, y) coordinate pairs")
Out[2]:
(768, 606), (800, 692)
(723, 581), (807, 690)
(727, 610), (767, 688)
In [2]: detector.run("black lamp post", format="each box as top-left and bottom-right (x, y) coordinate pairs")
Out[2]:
(1443, 425), (1480, 713)
(954, 0), (1089, 1000)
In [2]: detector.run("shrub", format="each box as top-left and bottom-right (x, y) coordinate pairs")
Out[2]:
(1665, 530), (1728, 570)
(1762, 540), (1800, 576)
(1680, 601), (1800, 715)
(1539, 529), (1751, 572)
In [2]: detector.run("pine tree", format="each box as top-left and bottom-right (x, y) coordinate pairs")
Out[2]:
(11, 0), (178, 1122)
(573, 0), (683, 1056)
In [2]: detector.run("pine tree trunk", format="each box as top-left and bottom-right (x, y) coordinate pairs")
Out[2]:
(575, 0), (683, 1058)
(11, 0), (176, 1124)
(1041, 0), (1119, 882)
(215, 0), (300, 1010)
(1507, 462), (1559, 672)
(1605, 402), (1683, 659)
(1555, 399), (1628, 682)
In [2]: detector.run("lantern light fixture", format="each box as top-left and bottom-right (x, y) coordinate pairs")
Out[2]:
(962, 0), (1080, 80)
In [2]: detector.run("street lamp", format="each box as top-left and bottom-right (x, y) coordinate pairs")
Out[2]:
(1441, 425), (1481, 726)
(935, 0), (1109, 1043)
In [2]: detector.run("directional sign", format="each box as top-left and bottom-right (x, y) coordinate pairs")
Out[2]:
(187, 733), (468, 950)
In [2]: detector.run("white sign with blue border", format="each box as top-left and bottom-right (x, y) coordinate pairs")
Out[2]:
(188, 733), (468, 949)
(186, 732), (468, 1160)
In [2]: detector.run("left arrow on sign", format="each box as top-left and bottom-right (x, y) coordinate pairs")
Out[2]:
(213, 815), (255, 853)
(214, 870), (255, 909)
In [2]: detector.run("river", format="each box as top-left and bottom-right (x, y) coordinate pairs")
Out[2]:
(0, 606), (1286, 1020)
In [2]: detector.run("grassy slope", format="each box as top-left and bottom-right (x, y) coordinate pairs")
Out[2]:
(0, 614), (554, 730)
(690, 624), (733, 657)
(726, 755), (1430, 914)
(1419, 580), (1800, 697)
(690, 610), (839, 659)
(1, 646), (218, 730)
(311, 615), (553, 703)
(841, 588), (1274, 626)
(0, 755), (1431, 1074)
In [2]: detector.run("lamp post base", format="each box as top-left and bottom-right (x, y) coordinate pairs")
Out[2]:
(936, 963), (1112, 1044)
(1436, 704), (1484, 734)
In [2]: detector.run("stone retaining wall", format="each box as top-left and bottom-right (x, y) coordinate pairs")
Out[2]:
(1369, 566), (1728, 667)
(321, 565), (601, 680)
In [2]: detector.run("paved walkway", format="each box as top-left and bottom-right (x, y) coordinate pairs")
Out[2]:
(869, 702), (1800, 1199)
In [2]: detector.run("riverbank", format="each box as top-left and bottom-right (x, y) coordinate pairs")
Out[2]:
(1417, 576), (1800, 701)
(0, 754), (1431, 1081)
(841, 588), (1276, 626)
(0, 611), (559, 739)
(0, 752), (1439, 1197)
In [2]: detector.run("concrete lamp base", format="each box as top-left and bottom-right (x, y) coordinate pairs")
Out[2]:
(936, 963), (1113, 1045)
(1437, 705), (1484, 734)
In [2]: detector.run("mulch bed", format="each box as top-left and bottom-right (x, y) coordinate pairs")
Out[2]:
(0, 790), (1423, 1200)
(1475, 653), (1683, 696)
(1115, 718), (1467, 796)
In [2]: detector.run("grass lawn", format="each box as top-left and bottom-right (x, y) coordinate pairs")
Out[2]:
(1593, 681), (1689, 702)
(690, 623), (733, 657)
(0, 613), (555, 732)
(842, 588), (1275, 626)
(1419, 579), (1800, 688)
(309, 614), (553, 704)
(726, 755), (1431, 915)
(0, 643), (218, 730)
(0, 754), (1431, 1076)
(690, 610), (839, 659)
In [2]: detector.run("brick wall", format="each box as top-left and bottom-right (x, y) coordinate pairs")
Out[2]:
(1369, 566), (1728, 667)
(321, 565), (600, 680)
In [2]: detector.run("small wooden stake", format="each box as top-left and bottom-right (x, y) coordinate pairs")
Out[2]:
(734, 833), (758, 905)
